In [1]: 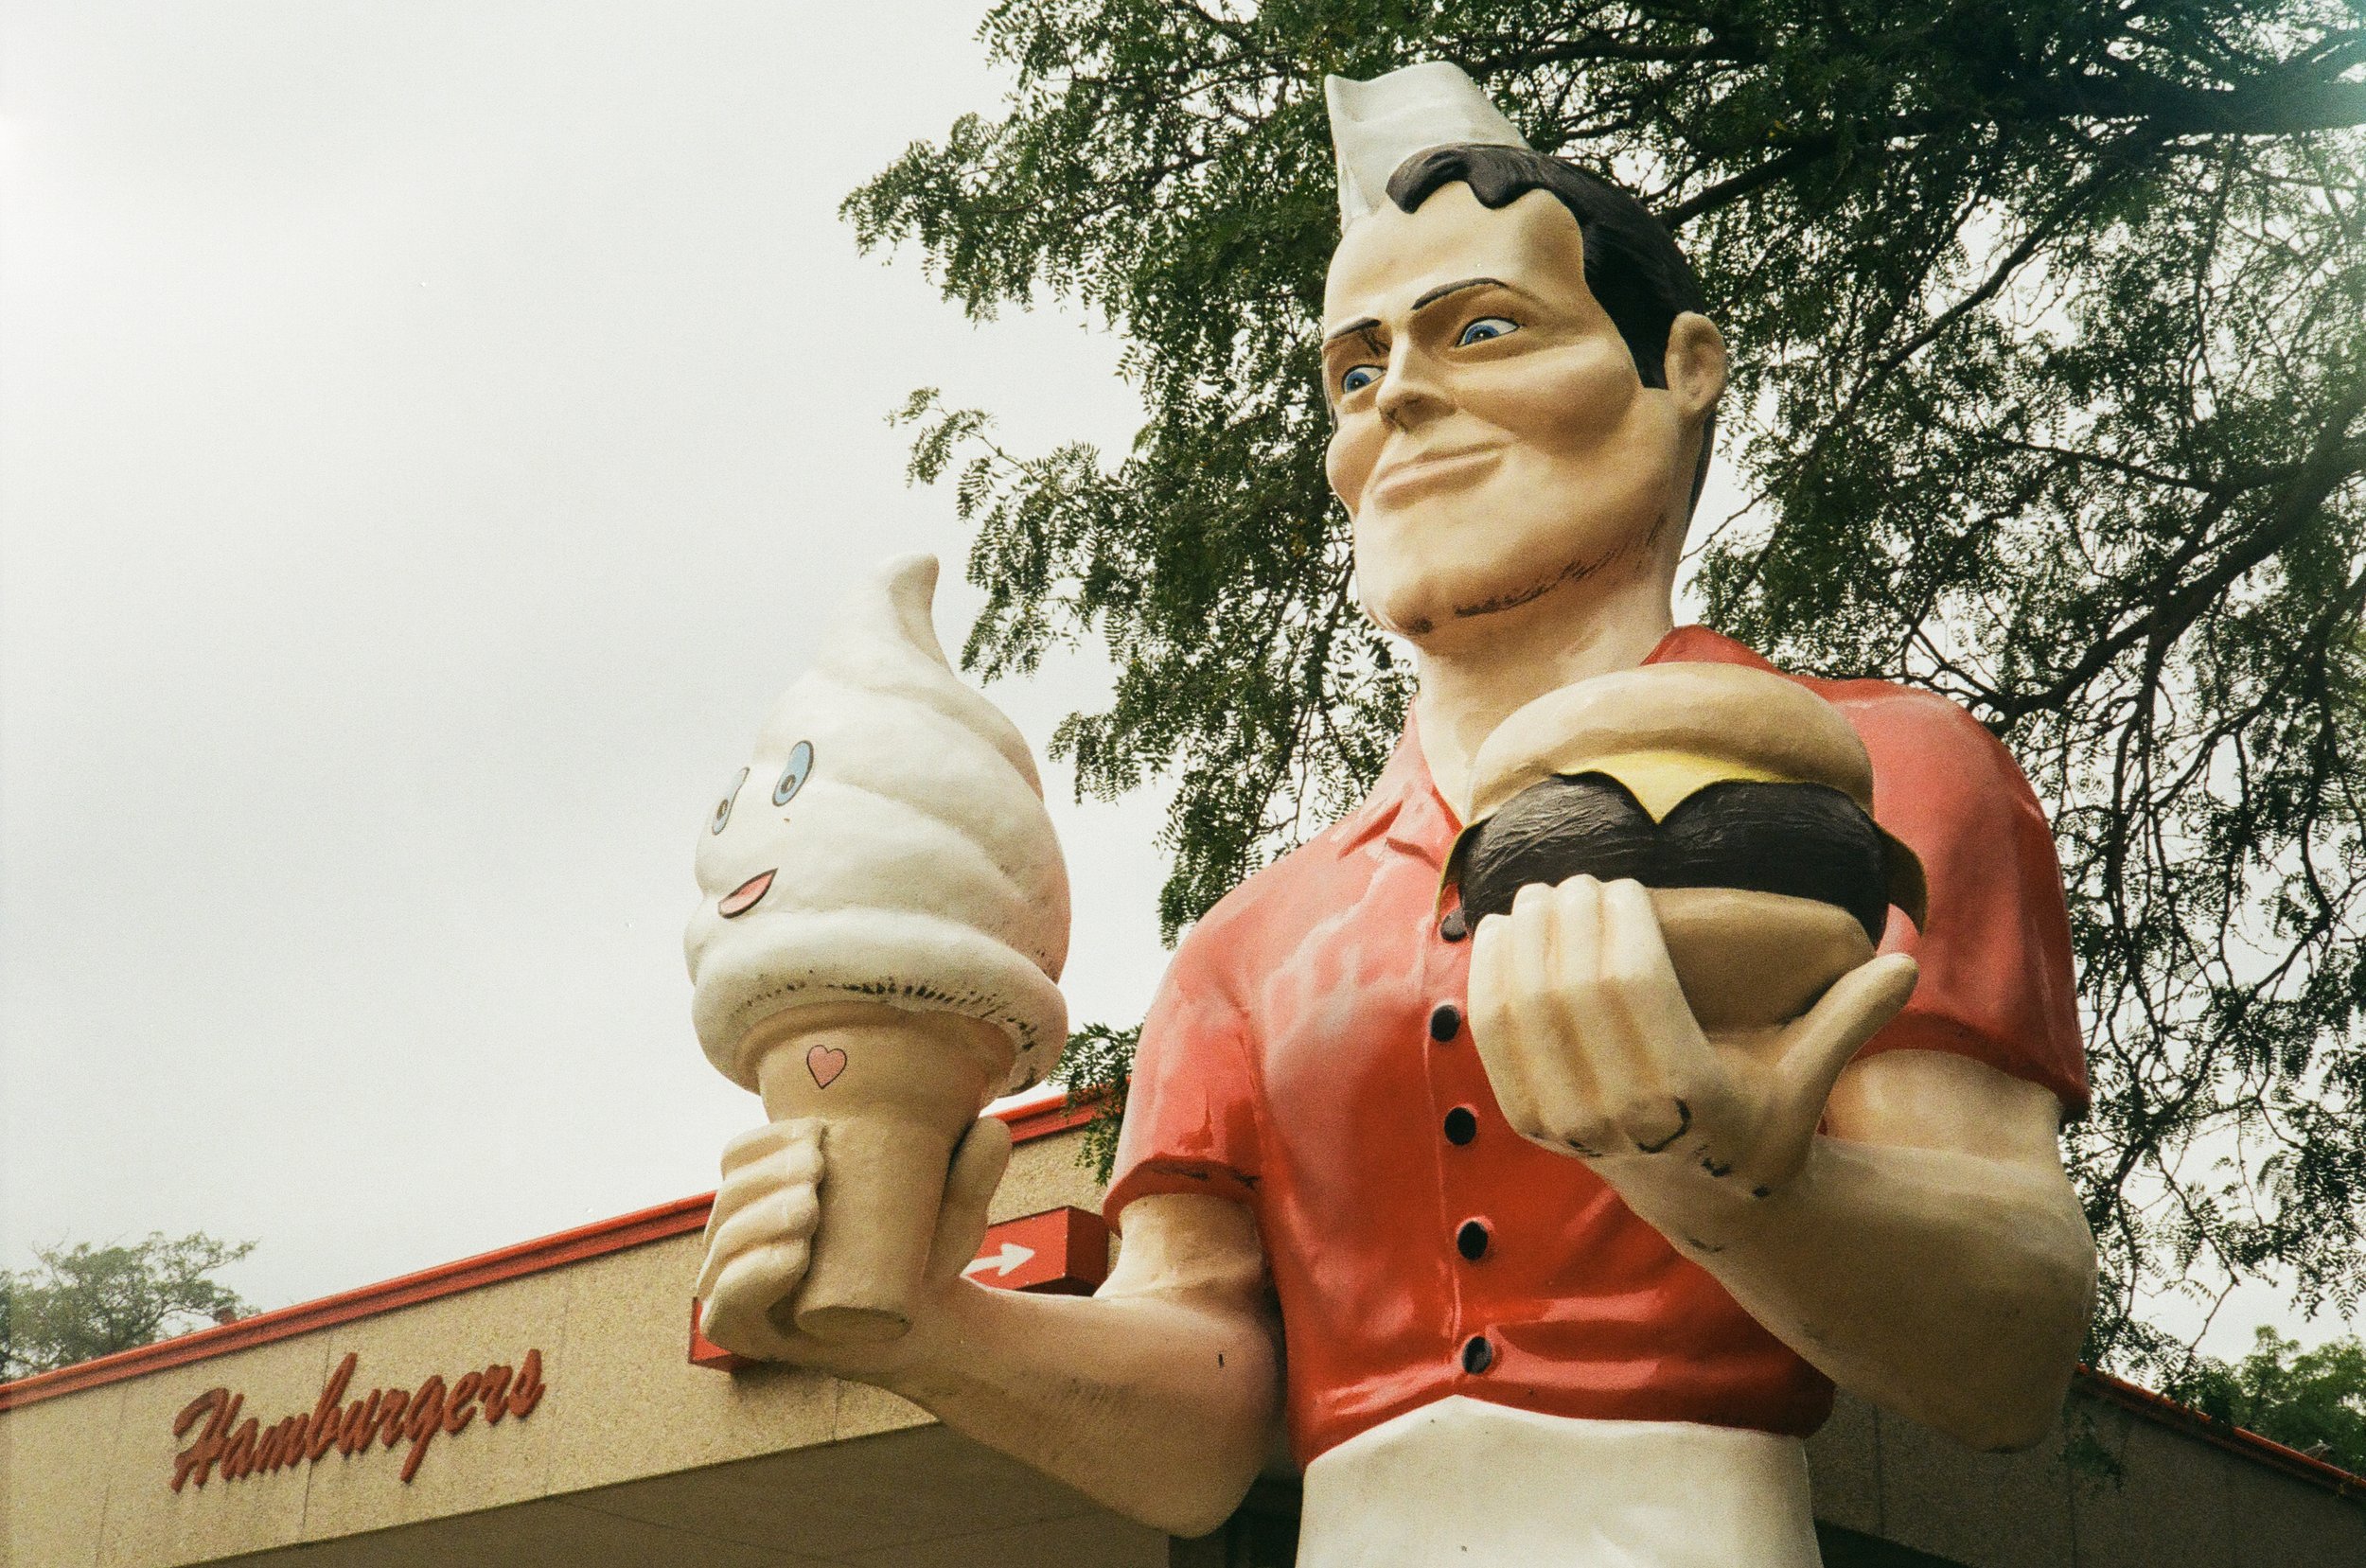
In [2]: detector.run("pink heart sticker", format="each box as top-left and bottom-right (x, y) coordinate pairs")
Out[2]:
(806, 1043), (847, 1090)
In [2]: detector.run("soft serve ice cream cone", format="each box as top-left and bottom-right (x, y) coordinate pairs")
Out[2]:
(686, 554), (1069, 1341)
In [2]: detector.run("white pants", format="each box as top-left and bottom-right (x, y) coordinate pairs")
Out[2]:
(1296, 1397), (1820, 1568)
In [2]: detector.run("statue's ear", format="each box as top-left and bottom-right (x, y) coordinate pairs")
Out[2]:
(1664, 311), (1727, 424)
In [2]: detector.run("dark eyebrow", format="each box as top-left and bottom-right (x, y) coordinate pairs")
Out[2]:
(1324, 277), (1525, 350)
(1322, 317), (1383, 350)
(1410, 275), (1511, 312)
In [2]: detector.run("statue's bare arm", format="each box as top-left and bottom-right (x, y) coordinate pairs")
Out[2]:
(1760, 1048), (2095, 1449)
(697, 1118), (1280, 1537)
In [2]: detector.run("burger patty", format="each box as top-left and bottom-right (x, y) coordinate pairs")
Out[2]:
(1457, 774), (1892, 944)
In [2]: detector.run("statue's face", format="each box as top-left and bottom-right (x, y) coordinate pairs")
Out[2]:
(1322, 184), (1703, 645)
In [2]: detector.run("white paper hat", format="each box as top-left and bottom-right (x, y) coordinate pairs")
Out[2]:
(1324, 61), (1530, 230)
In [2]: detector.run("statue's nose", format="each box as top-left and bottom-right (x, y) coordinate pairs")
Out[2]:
(1376, 346), (1452, 430)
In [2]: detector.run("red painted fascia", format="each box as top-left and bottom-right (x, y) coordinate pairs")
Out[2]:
(0, 1090), (1100, 1414)
(996, 1086), (1099, 1144)
(2071, 1365), (2363, 1502)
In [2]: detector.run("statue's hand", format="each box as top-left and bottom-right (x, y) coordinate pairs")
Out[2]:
(1468, 874), (1916, 1244)
(692, 1113), (1011, 1383)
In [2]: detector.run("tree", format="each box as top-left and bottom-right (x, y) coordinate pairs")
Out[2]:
(848, 1), (2366, 1376)
(2188, 1327), (2366, 1473)
(0, 1233), (255, 1381)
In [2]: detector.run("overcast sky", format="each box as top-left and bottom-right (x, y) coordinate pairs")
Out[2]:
(2, 2), (2338, 1364)
(1, 1), (1175, 1316)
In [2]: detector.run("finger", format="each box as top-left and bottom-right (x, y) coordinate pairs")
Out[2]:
(718, 1116), (821, 1175)
(703, 1122), (780, 1255)
(698, 1228), (813, 1330)
(694, 1179), (822, 1301)
(1550, 876), (1657, 1151)
(1591, 879), (1709, 1153)
(928, 1115), (1014, 1285)
(1511, 878), (1580, 1113)
(1775, 952), (1920, 1132)
(700, 1292), (797, 1362)
(698, 1122), (825, 1296)
(697, 1295), (786, 1362)
(700, 1238), (816, 1357)
(705, 1129), (822, 1233)
(1518, 875), (1612, 1154)
(1468, 907), (1545, 1135)
(695, 1184), (785, 1303)
(700, 1123), (823, 1256)
(1595, 878), (1709, 1063)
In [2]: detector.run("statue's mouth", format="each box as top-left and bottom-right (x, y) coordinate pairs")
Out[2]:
(716, 869), (776, 919)
(1368, 440), (1503, 503)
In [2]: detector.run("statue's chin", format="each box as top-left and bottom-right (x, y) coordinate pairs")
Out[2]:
(1358, 513), (1669, 649)
(1359, 565), (1596, 649)
(1358, 564), (1533, 644)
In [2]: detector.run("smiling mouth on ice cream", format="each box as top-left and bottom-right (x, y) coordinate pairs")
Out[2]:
(717, 870), (775, 919)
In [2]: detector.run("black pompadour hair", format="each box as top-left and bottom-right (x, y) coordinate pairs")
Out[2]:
(1384, 144), (1716, 509)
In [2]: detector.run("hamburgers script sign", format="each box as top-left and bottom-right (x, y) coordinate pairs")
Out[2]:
(170, 1348), (545, 1489)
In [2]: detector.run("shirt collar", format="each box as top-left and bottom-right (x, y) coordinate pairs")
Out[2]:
(1644, 623), (1781, 674)
(1330, 624), (1774, 862)
(1333, 724), (1456, 862)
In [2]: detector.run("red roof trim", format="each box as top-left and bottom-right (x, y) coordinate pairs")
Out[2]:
(2072, 1365), (2362, 1501)
(997, 1087), (1098, 1143)
(0, 1091), (1100, 1413)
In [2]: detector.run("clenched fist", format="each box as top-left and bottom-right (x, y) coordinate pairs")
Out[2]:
(693, 1113), (1012, 1381)
(1468, 874), (1917, 1244)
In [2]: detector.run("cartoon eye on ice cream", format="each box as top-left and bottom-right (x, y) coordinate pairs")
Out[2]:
(685, 554), (1070, 1342)
(710, 768), (748, 835)
(772, 740), (814, 806)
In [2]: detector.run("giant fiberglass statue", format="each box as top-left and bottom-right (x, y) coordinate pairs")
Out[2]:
(685, 62), (2096, 1567)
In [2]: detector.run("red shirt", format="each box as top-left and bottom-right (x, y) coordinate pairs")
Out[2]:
(1104, 626), (2088, 1466)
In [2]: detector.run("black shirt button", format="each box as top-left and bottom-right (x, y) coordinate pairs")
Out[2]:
(1443, 1106), (1478, 1145)
(1456, 1220), (1491, 1260)
(1428, 1003), (1462, 1043)
(1439, 907), (1469, 943)
(1461, 1334), (1494, 1374)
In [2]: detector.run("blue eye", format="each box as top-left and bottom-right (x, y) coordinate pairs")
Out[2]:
(712, 767), (748, 835)
(773, 740), (814, 806)
(1457, 316), (1517, 346)
(1339, 365), (1379, 396)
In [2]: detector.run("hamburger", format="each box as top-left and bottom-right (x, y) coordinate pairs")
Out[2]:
(1443, 662), (1926, 1032)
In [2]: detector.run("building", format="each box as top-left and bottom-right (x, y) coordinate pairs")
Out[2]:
(4, 1094), (2359, 1568)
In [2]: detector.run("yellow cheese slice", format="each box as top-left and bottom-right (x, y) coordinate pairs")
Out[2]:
(1576, 749), (1796, 820)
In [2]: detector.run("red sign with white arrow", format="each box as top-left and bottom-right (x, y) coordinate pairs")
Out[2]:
(952, 1207), (1109, 1294)
(689, 1206), (1110, 1370)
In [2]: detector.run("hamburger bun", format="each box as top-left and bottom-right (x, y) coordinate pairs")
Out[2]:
(1447, 663), (1925, 1031)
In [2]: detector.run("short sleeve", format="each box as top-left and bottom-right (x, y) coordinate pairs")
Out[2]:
(1101, 932), (1264, 1230)
(1844, 687), (2090, 1116)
